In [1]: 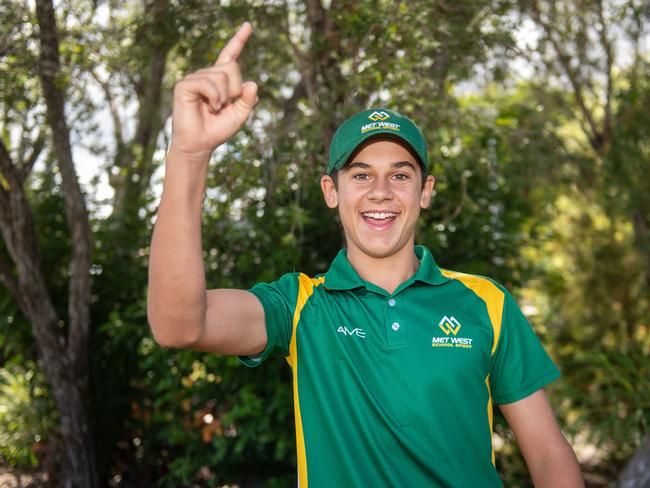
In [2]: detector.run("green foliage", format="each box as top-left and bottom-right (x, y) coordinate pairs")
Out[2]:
(532, 196), (650, 478)
(561, 345), (649, 449)
(0, 364), (57, 467)
(131, 347), (295, 487)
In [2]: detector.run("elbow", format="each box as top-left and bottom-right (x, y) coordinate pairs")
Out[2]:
(147, 305), (204, 349)
(149, 324), (183, 349)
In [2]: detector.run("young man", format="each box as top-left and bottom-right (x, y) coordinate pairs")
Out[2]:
(147, 22), (584, 487)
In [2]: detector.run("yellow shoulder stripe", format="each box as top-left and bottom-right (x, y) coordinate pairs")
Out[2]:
(288, 273), (325, 366)
(439, 269), (504, 355)
(287, 273), (324, 488)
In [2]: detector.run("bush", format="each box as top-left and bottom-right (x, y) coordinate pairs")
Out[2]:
(0, 364), (57, 467)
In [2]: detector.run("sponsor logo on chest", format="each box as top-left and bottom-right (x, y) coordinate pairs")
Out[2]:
(432, 315), (473, 349)
(337, 326), (366, 339)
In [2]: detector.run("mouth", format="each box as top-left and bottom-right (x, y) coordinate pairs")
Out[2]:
(361, 211), (399, 230)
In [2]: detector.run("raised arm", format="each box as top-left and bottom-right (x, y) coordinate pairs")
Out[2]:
(147, 22), (267, 355)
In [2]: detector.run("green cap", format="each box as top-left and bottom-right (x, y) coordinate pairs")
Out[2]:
(327, 108), (430, 175)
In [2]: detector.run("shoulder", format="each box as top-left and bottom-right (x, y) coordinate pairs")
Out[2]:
(250, 271), (327, 302)
(296, 272), (326, 289)
(439, 268), (508, 298)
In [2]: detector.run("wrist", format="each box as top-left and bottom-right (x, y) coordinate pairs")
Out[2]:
(166, 143), (214, 167)
(162, 149), (211, 202)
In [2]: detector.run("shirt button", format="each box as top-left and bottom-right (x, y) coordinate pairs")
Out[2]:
(391, 322), (400, 331)
(388, 298), (396, 307)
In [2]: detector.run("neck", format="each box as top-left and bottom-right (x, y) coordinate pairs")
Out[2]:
(347, 244), (419, 294)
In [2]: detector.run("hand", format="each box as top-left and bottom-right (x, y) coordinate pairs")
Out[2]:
(169, 22), (259, 162)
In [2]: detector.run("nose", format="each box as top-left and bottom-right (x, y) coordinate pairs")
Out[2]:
(367, 175), (393, 202)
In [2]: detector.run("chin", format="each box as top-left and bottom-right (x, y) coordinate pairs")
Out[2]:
(351, 239), (408, 260)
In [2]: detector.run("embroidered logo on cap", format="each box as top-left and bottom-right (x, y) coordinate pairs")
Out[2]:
(361, 111), (400, 134)
(368, 110), (390, 121)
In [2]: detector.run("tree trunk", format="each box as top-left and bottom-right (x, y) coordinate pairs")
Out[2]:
(619, 436), (650, 488)
(109, 0), (173, 224)
(632, 209), (650, 287)
(0, 142), (98, 487)
(23, 1), (99, 486)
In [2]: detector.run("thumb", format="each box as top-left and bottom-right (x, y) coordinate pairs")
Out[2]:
(233, 81), (259, 115)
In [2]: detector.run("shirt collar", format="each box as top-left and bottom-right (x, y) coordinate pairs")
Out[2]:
(412, 245), (449, 286)
(323, 245), (449, 291)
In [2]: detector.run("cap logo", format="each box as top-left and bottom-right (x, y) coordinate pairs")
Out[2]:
(328, 108), (429, 174)
(368, 110), (390, 121)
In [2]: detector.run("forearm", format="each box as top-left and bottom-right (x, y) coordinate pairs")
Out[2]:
(147, 22), (257, 348)
(147, 148), (210, 346)
(529, 439), (584, 488)
(500, 390), (584, 488)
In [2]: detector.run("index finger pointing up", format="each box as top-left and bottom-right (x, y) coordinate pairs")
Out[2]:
(215, 22), (253, 64)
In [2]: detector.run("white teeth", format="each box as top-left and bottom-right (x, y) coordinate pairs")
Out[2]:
(362, 212), (397, 220)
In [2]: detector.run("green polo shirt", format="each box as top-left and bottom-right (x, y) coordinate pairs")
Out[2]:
(241, 246), (560, 487)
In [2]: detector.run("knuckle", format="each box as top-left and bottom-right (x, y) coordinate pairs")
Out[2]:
(230, 85), (242, 97)
(199, 77), (218, 93)
(173, 80), (187, 96)
(186, 69), (200, 77)
(216, 62), (239, 75)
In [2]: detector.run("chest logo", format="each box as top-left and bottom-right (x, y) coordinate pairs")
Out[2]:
(337, 326), (366, 339)
(432, 316), (473, 349)
(439, 315), (461, 335)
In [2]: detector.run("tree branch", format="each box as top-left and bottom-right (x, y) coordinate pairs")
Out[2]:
(281, 1), (318, 109)
(0, 139), (21, 189)
(0, 140), (62, 335)
(18, 130), (46, 183)
(35, 0), (93, 380)
(529, 1), (604, 151)
(0, 255), (25, 310)
(90, 69), (125, 150)
(0, 141), (18, 244)
(111, 0), (173, 220)
(596, 0), (614, 148)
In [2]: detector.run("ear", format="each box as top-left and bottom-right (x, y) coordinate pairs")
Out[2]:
(420, 175), (436, 209)
(320, 175), (339, 208)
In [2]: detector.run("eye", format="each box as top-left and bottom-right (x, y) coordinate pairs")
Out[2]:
(352, 173), (370, 181)
(392, 173), (410, 181)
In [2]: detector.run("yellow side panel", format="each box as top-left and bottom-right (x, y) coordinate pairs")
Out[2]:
(485, 374), (495, 465)
(288, 273), (325, 488)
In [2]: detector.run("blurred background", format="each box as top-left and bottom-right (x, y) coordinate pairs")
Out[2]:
(0, 0), (648, 486)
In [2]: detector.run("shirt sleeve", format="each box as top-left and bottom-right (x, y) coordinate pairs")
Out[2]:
(239, 272), (299, 367)
(489, 288), (560, 404)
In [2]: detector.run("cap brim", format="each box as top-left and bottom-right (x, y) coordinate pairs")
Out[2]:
(329, 131), (426, 175)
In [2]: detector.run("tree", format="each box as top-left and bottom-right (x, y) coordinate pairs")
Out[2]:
(513, 0), (650, 476)
(521, 0), (650, 284)
(0, 0), (97, 485)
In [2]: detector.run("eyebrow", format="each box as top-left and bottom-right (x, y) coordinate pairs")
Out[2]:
(347, 161), (416, 170)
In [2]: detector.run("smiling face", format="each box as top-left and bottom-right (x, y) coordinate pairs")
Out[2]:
(321, 138), (435, 261)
